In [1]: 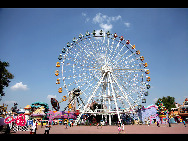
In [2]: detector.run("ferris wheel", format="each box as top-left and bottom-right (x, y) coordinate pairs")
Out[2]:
(54, 30), (151, 124)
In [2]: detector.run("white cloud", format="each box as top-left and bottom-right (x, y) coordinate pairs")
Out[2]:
(100, 23), (113, 32)
(86, 18), (90, 22)
(11, 82), (28, 91)
(124, 22), (131, 28)
(47, 94), (56, 100)
(93, 13), (121, 24)
(82, 12), (87, 17)
(83, 12), (131, 33)
(92, 13), (122, 32)
(153, 98), (158, 103)
(111, 15), (121, 21)
(82, 12), (90, 23)
(93, 13), (104, 24)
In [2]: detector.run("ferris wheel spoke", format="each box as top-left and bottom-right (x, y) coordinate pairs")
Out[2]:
(76, 41), (100, 66)
(76, 83), (97, 107)
(77, 69), (101, 98)
(118, 48), (137, 66)
(112, 49), (133, 68)
(74, 72), (106, 124)
(81, 76), (99, 94)
(108, 72), (121, 122)
(84, 68), (101, 71)
(112, 86), (128, 110)
(111, 44), (126, 64)
(113, 68), (149, 72)
(110, 73), (132, 108)
(116, 73), (144, 96)
(112, 72), (142, 108)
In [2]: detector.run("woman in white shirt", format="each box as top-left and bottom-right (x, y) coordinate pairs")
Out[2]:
(32, 119), (37, 134)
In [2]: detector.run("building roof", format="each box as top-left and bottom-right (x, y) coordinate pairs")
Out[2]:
(24, 105), (31, 109)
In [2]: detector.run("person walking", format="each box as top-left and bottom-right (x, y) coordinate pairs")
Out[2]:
(121, 123), (124, 131)
(168, 119), (171, 127)
(157, 121), (159, 127)
(44, 122), (50, 134)
(41, 121), (43, 128)
(32, 119), (37, 134)
(183, 120), (186, 127)
(5, 124), (10, 134)
(64, 120), (68, 129)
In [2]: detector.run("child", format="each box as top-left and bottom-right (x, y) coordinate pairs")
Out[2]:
(148, 119), (150, 126)
(118, 125), (121, 134)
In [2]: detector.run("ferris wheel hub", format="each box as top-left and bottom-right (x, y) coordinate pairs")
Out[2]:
(101, 65), (113, 74)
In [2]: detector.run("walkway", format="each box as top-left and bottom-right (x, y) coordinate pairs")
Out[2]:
(12, 124), (188, 134)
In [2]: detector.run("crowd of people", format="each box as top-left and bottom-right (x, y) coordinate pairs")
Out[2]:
(30, 120), (74, 134)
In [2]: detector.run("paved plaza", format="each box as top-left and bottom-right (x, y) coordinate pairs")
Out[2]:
(12, 123), (188, 134)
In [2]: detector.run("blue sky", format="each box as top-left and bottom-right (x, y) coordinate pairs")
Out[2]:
(0, 8), (188, 110)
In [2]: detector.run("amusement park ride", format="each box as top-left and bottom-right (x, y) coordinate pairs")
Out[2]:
(51, 30), (151, 125)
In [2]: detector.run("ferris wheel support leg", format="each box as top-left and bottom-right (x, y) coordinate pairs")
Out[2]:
(109, 72), (121, 124)
(107, 74), (112, 125)
(111, 73), (133, 110)
(109, 114), (112, 125)
(74, 73), (106, 125)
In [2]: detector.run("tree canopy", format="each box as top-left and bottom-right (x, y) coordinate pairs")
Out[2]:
(155, 96), (176, 112)
(0, 61), (14, 100)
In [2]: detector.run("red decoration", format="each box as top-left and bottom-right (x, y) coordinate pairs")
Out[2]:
(120, 36), (124, 41)
(114, 33), (118, 38)
(75, 110), (80, 116)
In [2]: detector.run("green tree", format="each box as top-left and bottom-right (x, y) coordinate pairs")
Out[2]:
(155, 96), (176, 112)
(0, 61), (14, 100)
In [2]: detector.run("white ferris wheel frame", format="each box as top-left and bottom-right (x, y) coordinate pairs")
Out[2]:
(56, 30), (150, 125)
